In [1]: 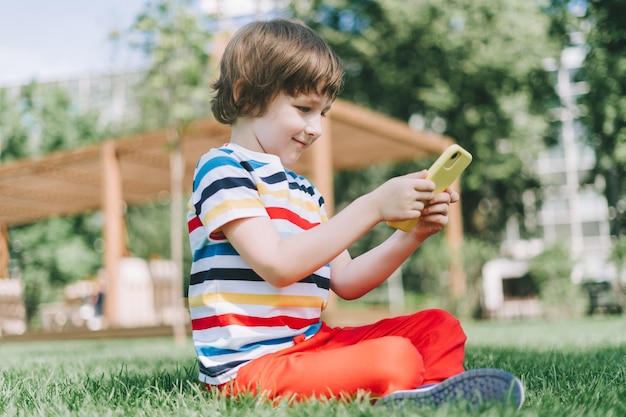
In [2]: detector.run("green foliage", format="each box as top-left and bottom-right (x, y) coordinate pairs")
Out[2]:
(24, 84), (101, 153)
(125, 0), (214, 132)
(458, 238), (499, 318)
(528, 243), (586, 317)
(0, 90), (29, 162)
(528, 243), (571, 290)
(403, 234), (449, 296)
(610, 238), (626, 288)
(10, 215), (103, 324)
(125, 201), (193, 296)
(0, 0), (215, 331)
(1, 84), (110, 326)
(401, 236), (497, 318)
(293, 0), (560, 242)
(20, 269), (52, 327)
(540, 0), (586, 46)
(126, 202), (173, 260)
(0, 83), (106, 163)
(610, 237), (626, 269)
(581, 0), (626, 237)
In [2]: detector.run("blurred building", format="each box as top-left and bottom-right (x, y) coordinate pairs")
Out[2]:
(499, 36), (613, 284)
(536, 39), (613, 284)
(1, 71), (144, 131)
(483, 36), (617, 318)
(201, 0), (288, 28)
(531, 0), (614, 282)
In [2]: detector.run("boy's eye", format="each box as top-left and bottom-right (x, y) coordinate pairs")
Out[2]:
(297, 106), (311, 113)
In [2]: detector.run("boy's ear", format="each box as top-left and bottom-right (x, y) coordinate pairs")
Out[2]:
(232, 79), (245, 107)
(233, 79), (254, 114)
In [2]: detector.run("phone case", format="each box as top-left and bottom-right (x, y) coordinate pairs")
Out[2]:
(387, 144), (472, 232)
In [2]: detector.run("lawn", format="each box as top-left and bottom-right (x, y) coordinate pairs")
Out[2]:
(1, 315), (625, 416)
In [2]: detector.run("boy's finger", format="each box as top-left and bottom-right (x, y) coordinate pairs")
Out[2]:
(447, 189), (460, 203)
(404, 169), (428, 179)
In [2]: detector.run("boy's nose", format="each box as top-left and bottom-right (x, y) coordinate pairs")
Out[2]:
(305, 116), (322, 139)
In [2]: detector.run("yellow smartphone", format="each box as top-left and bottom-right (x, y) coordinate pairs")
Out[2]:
(387, 144), (472, 232)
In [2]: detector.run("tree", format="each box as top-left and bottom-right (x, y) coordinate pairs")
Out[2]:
(124, 0), (214, 132)
(292, 0), (560, 243)
(1, 83), (107, 326)
(2, 1), (215, 328)
(581, 0), (626, 238)
(0, 90), (29, 162)
(0, 83), (104, 163)
(121, 0), (215, 342)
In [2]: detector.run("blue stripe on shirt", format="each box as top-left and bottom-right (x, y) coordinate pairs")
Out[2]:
(190, 268), (330, 289)
(195, 176), (257, 214)
(193, 242), (238, 262)
(193, 153), (268, 192)
(196, 322), (322, 357)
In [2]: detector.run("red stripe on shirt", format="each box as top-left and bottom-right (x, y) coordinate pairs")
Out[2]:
(266, 207), (320, 230)
(192, 313), (319, 331)
(188, 216), (203, 233)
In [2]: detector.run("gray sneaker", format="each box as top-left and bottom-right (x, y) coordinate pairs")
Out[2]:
(377, 368), (525, 410)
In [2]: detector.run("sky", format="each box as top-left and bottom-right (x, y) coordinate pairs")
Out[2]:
(0, 0), (152, 86)
(0, 0), (284, 87)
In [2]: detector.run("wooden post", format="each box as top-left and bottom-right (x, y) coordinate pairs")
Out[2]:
(169, 130), (187, 346)
(0, 223), (9, 278)
(102, 141), (126, 327)
(445, 179), (466, 300)
(312, 117), (336, 312)
(312, 117), (335, 215)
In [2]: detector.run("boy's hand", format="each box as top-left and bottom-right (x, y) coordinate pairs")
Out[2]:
(409, 187), (459, 241)
(371, 170), (435, 222)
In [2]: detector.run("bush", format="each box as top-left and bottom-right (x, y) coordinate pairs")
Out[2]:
(403, 235), (497, 319)
(528, 243), (586, 318)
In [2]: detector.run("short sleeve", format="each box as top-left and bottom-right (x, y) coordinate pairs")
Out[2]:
(190, 150), (268, 236)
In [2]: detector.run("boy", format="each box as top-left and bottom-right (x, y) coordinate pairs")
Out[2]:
(187, 18), (524, 409)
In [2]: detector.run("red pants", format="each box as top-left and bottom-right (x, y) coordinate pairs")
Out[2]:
(220, 309), (466, 400)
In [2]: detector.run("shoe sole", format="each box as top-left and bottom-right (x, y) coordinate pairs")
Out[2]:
(377, 368), (525, 410)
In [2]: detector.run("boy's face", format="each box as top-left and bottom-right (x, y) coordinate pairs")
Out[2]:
(239, 92), (333, 165)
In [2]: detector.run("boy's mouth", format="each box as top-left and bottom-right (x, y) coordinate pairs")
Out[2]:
(293, 138), (311, 148)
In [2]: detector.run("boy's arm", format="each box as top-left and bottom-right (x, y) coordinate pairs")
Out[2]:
(222, 193), (380, 287)
(329, 189), (456, 300)
(221, 172), (435, 288)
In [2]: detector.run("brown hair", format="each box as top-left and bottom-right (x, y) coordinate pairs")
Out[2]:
(211, 19), (344, 125)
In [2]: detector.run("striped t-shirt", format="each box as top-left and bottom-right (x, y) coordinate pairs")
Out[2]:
(187, 143), (331, 385)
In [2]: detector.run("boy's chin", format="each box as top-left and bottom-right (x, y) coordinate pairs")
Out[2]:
(280, 153), (304, 165)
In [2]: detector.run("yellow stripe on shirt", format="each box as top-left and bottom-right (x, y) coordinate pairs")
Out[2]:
(188, 292), (324, 309)
(202, 198), (265, 225)
(256, 182), (321, 213)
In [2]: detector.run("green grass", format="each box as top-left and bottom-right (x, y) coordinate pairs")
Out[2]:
(1, 316), (625, 416)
